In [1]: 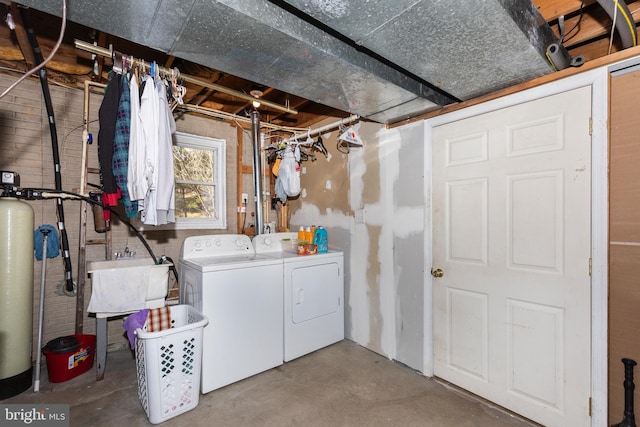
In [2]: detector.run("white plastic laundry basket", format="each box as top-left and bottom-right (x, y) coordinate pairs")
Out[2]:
(135, 304), (208, 424)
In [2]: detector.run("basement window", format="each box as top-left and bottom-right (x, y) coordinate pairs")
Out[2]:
(171, 132), (226, 229)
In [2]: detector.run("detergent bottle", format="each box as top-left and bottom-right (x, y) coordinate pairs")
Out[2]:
(313, 226), (328, 253)
(297, 226), (306, 243)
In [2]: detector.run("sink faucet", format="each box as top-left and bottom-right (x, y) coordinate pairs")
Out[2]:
(114, 246), (136, 259)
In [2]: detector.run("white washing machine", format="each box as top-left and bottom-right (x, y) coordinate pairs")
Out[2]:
(179, 234), (283, 393)
(253, 232), (344, 362)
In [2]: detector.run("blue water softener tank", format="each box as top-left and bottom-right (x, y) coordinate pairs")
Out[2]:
(313, 226), (328, 253)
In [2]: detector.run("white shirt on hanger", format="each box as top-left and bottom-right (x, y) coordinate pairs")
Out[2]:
(139, 74), (159, 225)
(155, 78), (176, 225)
(127, 73), (145, 202)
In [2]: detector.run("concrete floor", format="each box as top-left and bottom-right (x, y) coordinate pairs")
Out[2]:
(5, 340), (537, 426)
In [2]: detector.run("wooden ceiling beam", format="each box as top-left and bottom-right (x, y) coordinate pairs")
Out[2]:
(262, 97), (310, 125)
(9, 3), (37, 67)
(533, 0), (597, 22)
(568, 33), (627, 60)
(164, 55), (175, 69)
(181, 69), (223, 105)
(548, 5), (640, 48)
(294, 115), (335, 130)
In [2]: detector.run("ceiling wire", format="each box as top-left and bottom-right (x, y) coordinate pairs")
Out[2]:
(0, 0), (67, 99)
(608, 0), (620, 54)
(562, 1), (585, 44)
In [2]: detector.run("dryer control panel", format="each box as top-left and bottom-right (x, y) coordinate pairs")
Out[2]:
(180, 234), (253, 259)
(253, 232), (298, 254)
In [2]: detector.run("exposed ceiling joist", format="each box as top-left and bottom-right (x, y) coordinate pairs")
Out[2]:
(8, 3), (36, 67)
(16, 0), (562, 125)
(1, 1), (638, 128)
(535, 0), (596, 21)
(533, 0), (640, 60)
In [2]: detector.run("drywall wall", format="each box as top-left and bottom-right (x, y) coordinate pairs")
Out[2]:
(290, 119), (427, 371)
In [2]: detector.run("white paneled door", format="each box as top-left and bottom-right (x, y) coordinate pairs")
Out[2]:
(432, 87), (592, 427)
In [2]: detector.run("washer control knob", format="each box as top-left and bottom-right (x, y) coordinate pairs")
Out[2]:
(235, 237), (245, 247)
(205, 240), (212, 247)
(263, 237), (272, 246)
(195, 241), (202, 248)
(214, 239), (221, 247)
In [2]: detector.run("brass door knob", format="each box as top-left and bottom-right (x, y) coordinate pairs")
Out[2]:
(431, 268), (444, 278)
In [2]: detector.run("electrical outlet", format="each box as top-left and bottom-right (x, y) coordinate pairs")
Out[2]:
(241, 193), (248, 204)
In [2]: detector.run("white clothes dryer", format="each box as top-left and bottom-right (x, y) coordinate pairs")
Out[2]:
(253, 232), (344, 362)
(179, 234), (283, 393)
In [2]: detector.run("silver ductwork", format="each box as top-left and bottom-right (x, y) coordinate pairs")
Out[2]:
(17, 0), (564, 123)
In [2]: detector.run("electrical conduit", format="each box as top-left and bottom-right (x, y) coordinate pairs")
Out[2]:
(18, 6), (75, 293)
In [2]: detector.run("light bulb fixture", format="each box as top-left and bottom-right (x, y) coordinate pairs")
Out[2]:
(249, 88), (264, 98)
(250, 86), (264, 109)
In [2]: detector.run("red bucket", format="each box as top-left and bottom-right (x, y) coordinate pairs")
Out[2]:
(42, 334), (96, 383)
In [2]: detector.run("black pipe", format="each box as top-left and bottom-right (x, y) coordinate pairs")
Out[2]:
(53, 189), (179, 284)
(18, 6), (75, 293)
(25, 188), (180, 285)
(27, 188), (160, 265)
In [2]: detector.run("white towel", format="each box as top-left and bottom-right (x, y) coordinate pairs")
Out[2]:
(87, 266), (150, 313)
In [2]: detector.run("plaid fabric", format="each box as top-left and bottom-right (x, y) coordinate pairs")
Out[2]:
(146, 306), (172, 332)
(112, 73), (138, 217)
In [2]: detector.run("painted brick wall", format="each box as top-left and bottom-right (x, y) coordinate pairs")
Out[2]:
(0, 73), (243, 356)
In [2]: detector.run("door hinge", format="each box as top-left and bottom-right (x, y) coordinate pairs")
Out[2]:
(588, 396), (592, 416)
(589, 258), (592, 276)
(589, 117), (593, 136)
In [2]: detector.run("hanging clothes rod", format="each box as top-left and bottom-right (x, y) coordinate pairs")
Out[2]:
(281, 114), (360, 145)
(74, 39), (298, 115)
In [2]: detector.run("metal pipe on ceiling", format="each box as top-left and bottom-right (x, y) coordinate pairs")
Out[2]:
(251, 109), (264, 235)
(74, 39), (298, 115)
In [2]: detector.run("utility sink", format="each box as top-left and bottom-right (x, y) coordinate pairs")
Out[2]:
(87, 258), (173, 311)
(87, 258), (174, 382)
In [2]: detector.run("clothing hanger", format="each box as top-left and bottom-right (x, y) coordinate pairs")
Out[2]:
(313, 135), (328, 158)
(337, 123), (349, 154)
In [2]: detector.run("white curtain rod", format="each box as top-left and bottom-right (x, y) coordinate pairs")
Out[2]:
(281, 114), (360, 145)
